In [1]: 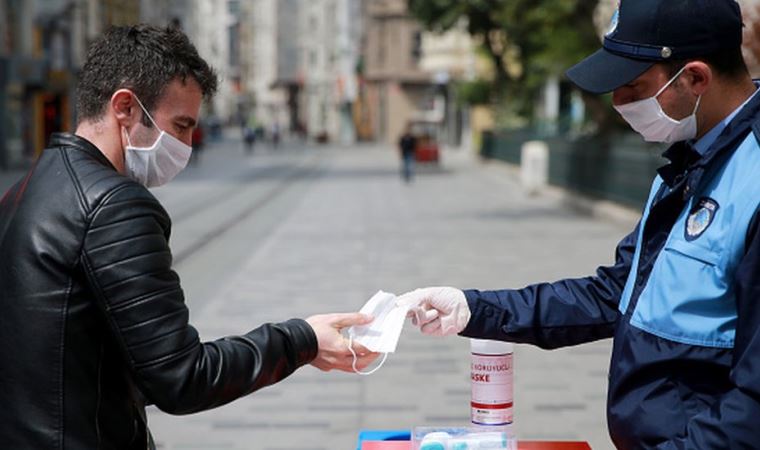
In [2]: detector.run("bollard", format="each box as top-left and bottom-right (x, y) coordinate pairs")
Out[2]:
(520, 140), (549, 195)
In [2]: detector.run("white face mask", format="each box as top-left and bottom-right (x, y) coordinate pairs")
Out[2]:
(123, 95), (192, 187)
(346, 291), (410, 375)
(614, 66), (702, 143)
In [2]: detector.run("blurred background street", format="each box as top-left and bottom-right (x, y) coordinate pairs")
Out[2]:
(4, 0), (760, 449)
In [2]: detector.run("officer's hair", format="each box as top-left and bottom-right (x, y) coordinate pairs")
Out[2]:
(664, 47), (749, 81)
(76, 24), (218, 126)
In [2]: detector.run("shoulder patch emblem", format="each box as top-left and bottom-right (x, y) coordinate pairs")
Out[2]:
(685, 197), (719, 241)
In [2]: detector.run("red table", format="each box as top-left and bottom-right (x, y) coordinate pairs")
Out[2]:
(361, 441), (591, 450)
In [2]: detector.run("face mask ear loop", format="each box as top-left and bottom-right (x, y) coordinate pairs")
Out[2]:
(692, 95), (702, 114)
(123, 126), (133, 147)
(655, 65), (689, 99)
(131, 94), (162, 130)
(348, 336), (388, 376)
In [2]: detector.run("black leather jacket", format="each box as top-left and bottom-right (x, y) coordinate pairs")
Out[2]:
(0, 133), (318, 449)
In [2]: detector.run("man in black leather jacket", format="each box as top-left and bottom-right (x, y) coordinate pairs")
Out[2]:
(0, 25), (377, 449)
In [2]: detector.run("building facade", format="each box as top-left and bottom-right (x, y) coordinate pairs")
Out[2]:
(273, 0), (304, 135)
(361, 0), (477, 147)
(300, 0), (362, 144)
(0, 0), (189, 170)
(418, 19), (476, 148)
(181, 0), (241, 124)
(240, 0), (286, 134)
(0, 0), (105, 169)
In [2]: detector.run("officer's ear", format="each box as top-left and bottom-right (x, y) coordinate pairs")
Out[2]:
(110, 89), (139, 128)
(682, 61), (711, 97)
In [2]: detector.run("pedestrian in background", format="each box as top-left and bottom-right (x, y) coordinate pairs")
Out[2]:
(0, 24), (377, 449)
(399, 1), (760, 448)
(398, 122), (416, 183)
(271, 121), (281, 149)
(243, 112), (257, 155)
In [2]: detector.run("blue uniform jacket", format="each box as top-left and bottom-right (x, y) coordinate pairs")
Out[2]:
(461, 90), (760, 449)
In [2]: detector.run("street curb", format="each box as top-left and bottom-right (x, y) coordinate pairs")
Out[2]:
(548, 186), (640, 228)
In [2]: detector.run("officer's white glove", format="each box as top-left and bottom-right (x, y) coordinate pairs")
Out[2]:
(396, 287), (471, 336)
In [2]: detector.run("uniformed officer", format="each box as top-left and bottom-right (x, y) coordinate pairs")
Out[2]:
(398, 0), (760, 448)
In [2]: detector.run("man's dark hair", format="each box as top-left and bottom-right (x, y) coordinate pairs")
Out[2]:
(664, 46), (749, 80)
(76, 24), (218, 125)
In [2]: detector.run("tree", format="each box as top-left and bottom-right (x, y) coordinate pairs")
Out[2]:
(409, 0), (604, 123)
(408, 0), (512, 93)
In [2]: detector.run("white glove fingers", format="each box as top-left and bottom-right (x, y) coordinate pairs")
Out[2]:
(420, 318), (442, 335)
(396, 289), (428, 308)
(398, 286), (471, 336)
(417, 307), (439, 324)
(407, 304), (439, 327)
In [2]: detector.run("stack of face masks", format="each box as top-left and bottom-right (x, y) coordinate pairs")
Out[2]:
(420, 431), (513, 450)
(346, 290), (410, 375)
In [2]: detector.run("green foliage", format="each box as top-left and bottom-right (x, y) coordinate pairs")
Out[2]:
(408, 0), (500, 35)
(454, 79), (493, 105)
(409, 0), (601, 121)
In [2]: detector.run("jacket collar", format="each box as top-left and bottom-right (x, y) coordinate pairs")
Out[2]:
(49, 132), (117, 171)
(658, 141), (701, 187)
(657, 84), (760, 187)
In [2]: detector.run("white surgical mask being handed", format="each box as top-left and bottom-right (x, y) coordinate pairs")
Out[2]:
(122, 95), (192, 187)
(614, 65), (702, 143)
(346, 291), (410, 376)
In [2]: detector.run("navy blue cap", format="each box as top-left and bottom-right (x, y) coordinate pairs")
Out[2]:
(566, 0), (743, 94)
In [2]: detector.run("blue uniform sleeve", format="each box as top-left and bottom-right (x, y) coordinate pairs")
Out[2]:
(459, 223), (639, 349)
(655, 208), (760, 449)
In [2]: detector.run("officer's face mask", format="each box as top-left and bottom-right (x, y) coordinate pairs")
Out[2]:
(346, 291), (410, 376)
(122, 95), (192, 188)
(614, 65), (701, 143)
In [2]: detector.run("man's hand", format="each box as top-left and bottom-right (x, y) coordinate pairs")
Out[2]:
(305, 313), (379, 372)
(396, 287), (471, 336)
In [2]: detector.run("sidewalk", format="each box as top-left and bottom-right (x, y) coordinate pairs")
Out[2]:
(148, 143), (632, 450)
